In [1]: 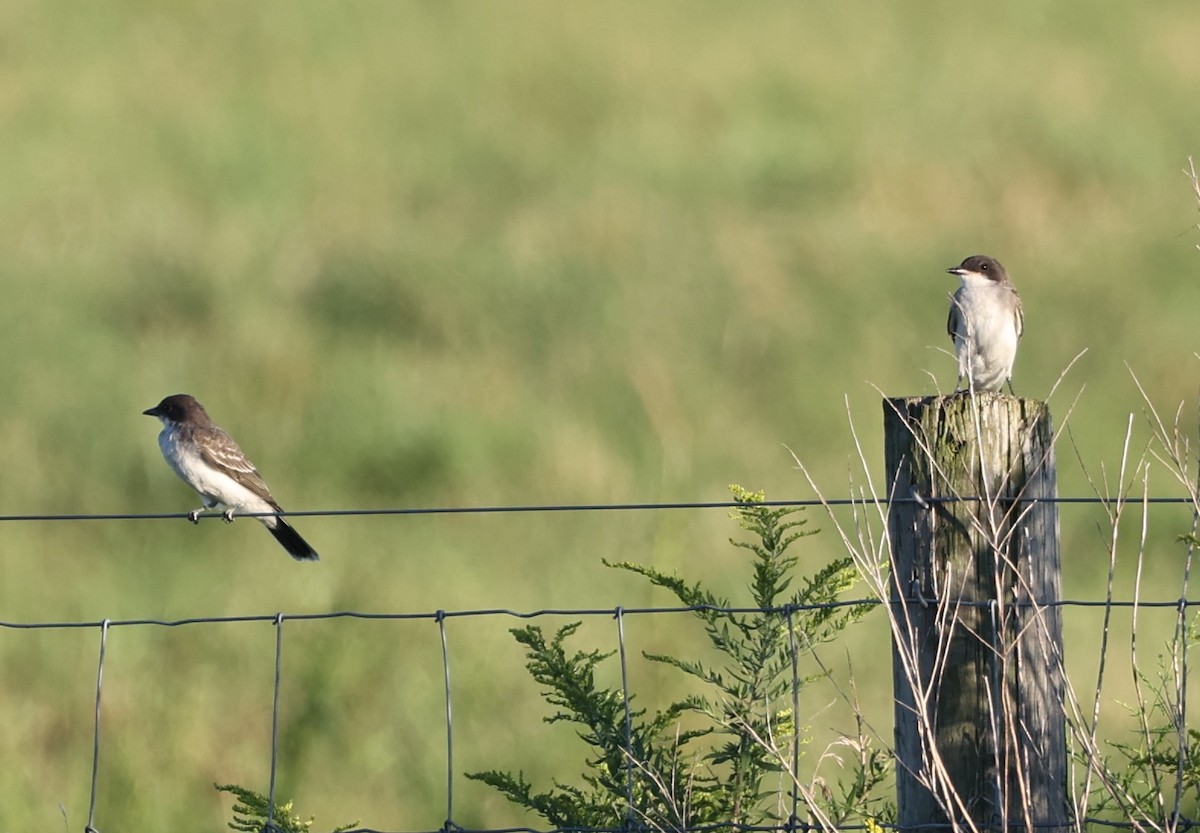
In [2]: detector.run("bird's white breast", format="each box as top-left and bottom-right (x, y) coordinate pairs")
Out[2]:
(158, 426), (273, 513)
(952, 282), (1020, 390)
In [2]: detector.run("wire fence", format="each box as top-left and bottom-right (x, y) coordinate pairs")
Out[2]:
(67, 604), (1198, 833)
(3, 497), (1198, 833)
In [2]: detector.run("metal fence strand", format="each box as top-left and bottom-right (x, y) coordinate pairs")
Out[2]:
(614, 607), (635, 828)
(0, 493), (1192, 526)
(784, 605), (802, 829)
(8, 597), (1200, 636)
(84, 618), (110, 833)
(436, 610), (460, 833)
(266, 612), (285, 833)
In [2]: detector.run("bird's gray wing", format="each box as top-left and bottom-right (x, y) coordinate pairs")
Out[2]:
(197, 427), (280, 507)
(947, 289), (965, 343)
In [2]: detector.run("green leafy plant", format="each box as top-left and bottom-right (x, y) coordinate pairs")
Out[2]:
(468, 486), (887, 830)
(215, 783), (358, 833)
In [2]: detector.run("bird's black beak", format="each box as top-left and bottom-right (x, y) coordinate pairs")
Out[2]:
(143, 406), (160, 417)
(946, 267), (966, 276)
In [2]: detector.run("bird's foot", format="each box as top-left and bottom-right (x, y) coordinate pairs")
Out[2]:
(222, 508), (236, 524)
(187, 509), (202, 524)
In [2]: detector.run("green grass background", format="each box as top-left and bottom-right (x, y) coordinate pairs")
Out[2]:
(3, 1), (1200, 828)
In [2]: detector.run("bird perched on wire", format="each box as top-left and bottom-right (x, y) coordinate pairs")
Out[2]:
(143, 394), (319, 561)
(946, 254), (1023, 393)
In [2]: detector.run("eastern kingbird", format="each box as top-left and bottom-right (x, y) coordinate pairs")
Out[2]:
(143, 394), (319, 561)
(946, 254), (1023, 393)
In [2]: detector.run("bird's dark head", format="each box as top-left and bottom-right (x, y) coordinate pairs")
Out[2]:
(143, 394), (208, 424)
(947, 254), (1008, 284)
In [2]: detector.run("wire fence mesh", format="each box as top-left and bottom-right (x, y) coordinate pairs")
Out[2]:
(3, 497), (1197, 833)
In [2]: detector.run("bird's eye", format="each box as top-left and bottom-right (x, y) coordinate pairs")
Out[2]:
(980, 263), (989, 271)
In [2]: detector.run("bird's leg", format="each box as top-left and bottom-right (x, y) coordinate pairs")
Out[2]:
(1006, 378), (1016, 396)
(187, 508), (204, 524)
(222, 508), (236, 523)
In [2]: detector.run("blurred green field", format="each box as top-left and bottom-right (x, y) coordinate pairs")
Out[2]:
(3, 1), (1200, 829)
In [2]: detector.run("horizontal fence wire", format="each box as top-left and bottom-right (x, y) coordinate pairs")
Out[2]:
(3, 598), (1198, 632)
(5, 496), (1198, 833)
(0, 494), (1194, 524)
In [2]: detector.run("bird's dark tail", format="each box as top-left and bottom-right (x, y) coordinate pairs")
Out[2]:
(267, 518), (319, 561)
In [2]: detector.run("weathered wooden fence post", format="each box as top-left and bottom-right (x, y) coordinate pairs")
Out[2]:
(884, 393), (1067, 831)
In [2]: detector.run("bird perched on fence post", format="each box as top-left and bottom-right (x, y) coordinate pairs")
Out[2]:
(143, 394), (319, 561)
(946, 254), (1023, 393)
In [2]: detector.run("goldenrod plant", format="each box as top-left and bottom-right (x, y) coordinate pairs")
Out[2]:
(468, 487), (887, 830)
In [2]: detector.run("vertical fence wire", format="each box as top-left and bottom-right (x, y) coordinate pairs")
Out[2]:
(84, 618), (110, 833)
(1172, 488), (1198, 827)
(437, 611), (458, 832)
(784, 606), (802, 829)
(986, 598), (1005, 829)
(614, 607), (635, 828)
(266, 612), (285, 833)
